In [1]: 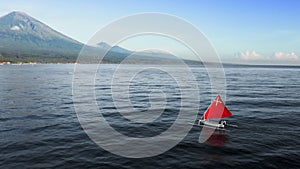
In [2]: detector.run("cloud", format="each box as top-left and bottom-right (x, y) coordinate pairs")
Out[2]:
(10, 25), (20, 31)
(239, 51), (263, 60)
(273, 52), (298, 60)
(239, 51), (298, 62)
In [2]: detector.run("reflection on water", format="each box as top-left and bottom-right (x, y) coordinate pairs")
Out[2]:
(199, 126), (229, 147)
(205, 131), (228, 147)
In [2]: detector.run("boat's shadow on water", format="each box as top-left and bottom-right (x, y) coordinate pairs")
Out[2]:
(198, 126), (230, 161)
(205, 130), (228, 147)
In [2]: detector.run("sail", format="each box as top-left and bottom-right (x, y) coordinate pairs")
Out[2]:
(201, 95), (232, 120)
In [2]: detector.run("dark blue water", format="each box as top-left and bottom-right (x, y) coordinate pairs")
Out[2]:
(0, 64), (299, 168)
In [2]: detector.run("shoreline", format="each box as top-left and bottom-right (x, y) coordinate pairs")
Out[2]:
(1, 62), (300, 69)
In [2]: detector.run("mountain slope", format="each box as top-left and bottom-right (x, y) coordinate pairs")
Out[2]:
(0, 11), (202, 64)
(0, 11), (82, 63)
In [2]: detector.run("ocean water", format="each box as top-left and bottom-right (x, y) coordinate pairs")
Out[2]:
(0, 64), (299, 168)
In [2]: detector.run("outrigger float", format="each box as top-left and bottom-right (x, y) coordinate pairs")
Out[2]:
(193, 95), (237, 131)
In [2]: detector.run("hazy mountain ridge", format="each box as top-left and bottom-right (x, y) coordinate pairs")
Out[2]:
(0, 11), (202, 64)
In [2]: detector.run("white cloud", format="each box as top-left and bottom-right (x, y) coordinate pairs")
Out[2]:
(273, 52), (298, 60)
(240, 51), (262, 60)
(239, 51), (299, 62)
(10, 25), (20, 31)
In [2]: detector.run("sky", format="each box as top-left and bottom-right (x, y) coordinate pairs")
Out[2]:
(1, 0), (300, 64)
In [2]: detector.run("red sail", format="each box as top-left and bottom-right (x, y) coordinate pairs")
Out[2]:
(201, 95), (232, 120)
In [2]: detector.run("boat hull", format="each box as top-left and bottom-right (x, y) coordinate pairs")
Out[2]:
(199, 120), (225, 128)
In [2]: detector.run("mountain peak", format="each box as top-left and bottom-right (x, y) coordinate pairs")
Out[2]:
(97, 42), (111, 49)
(0, 11), (82, 63)
(0, 11), (39, 32)
(8, 11), (29, 16)
(3, 11), (32, 21)
(0, 11), (81, 44)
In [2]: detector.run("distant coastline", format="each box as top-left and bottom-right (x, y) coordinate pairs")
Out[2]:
(1, 61), (300, 69)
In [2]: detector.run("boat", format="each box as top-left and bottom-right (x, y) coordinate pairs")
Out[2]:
(195, 95), (237, 130)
